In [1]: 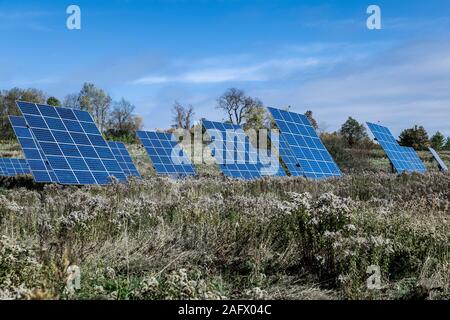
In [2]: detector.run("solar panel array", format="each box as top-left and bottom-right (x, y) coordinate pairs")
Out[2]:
(16, 101), (127, 185)
(9, 116), (58, 183)
(268, 107), (341, 179)
(202, 120), (286, 179)
(8, 100), (448, 185)
(0, 158), (30, 177)
(137, 131), (196, 176)
(108, 141), (141, 178)
(367, 122), (427, 174)
(429, 147), (448, 171)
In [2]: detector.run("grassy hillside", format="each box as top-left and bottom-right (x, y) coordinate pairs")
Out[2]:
(0, 141), (449, 300)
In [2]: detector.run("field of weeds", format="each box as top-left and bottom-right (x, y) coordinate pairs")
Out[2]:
(0, 142), (449, 300)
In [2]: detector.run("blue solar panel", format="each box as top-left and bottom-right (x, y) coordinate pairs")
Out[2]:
(267, 107), (341, 179)
(202, 120), (286, 179)
(16, 101), (127, 185)
(0, 158), (30, 177)
(108, 141), (141, 178)
(268, 129), (304, 177)
(9, 116), (58, 183)
(429, 147), (448, 172)
(367, 122), (427, 174)
(136, 131), (196, 177)
(403, 147), (427, 173)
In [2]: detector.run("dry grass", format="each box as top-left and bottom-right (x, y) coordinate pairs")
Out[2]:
(0, 142), (449, 300)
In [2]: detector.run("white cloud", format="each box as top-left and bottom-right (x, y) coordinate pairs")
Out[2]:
(133, 57), (322, 85)
(256, 40), (450, 136)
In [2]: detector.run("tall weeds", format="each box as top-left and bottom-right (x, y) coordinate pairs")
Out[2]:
(0, 172), (449, 300)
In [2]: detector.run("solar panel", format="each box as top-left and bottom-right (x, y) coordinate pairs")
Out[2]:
(202, 120), (286, 179)
(9, 116), (58, 183)
(16, 101), (127, 185)
(268, 129), (304, 177)
(136, 131), (196, 177)
(367, 122), (427, 174)
(429, 147), (448, 171)
(108, 141), (141, 178)
(403, 147), (427, 173)
(267, 107), (341, 179)
(0, 158), (30, 177)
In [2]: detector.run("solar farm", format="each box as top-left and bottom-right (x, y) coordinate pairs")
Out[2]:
(1, 102), (447, 184)
(1, 101), (450, 301)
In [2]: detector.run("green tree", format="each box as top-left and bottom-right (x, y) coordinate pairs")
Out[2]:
(399, 125), (430, 150)
(46, 96), (61, 107)
(443, 137), (450, 151)
(430, 131), (445, 150)
(0, 88), (46, 139)
(339, 117), (368, 147)
(244, 104), (267, 130)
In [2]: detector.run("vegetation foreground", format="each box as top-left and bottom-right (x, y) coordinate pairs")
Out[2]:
(0, 170), (449, 300)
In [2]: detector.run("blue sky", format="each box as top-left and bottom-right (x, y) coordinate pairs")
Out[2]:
(1, 0), (450, 137)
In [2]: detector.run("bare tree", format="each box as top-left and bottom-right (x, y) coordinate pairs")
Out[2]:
(110, 98), (135, 131)
(63, 93), (81, 109)
(78, 83), (112, 132)
(305, 110), (319, 130)
(172, 101), (195, 129)
(184, 105), (195, 129)
(172, 101), (185, 129)
(217, 88), (262, 125)
(133, 115), (144, 131)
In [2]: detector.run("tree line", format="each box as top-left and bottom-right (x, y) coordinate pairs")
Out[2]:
(172, 87), (449, 152)
(0, 84), (143, 142)
(1, 85), (449, 152)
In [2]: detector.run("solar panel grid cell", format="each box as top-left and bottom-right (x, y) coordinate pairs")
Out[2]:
(403, 147), (427, 173)
(202, 120), (285, 179)
(257, 132), (287, 177)
(16, 102), (127, 185)
(268, 107), (341, 179)
(137, 131), (196, 177)
(0, 158), (30, 177)
(108, 141), (141, 178)
(9, 115), (58, 183)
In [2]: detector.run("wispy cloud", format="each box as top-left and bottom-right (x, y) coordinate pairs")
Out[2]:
(133, 57), (323, 85)
(257, 40), (450, 136)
